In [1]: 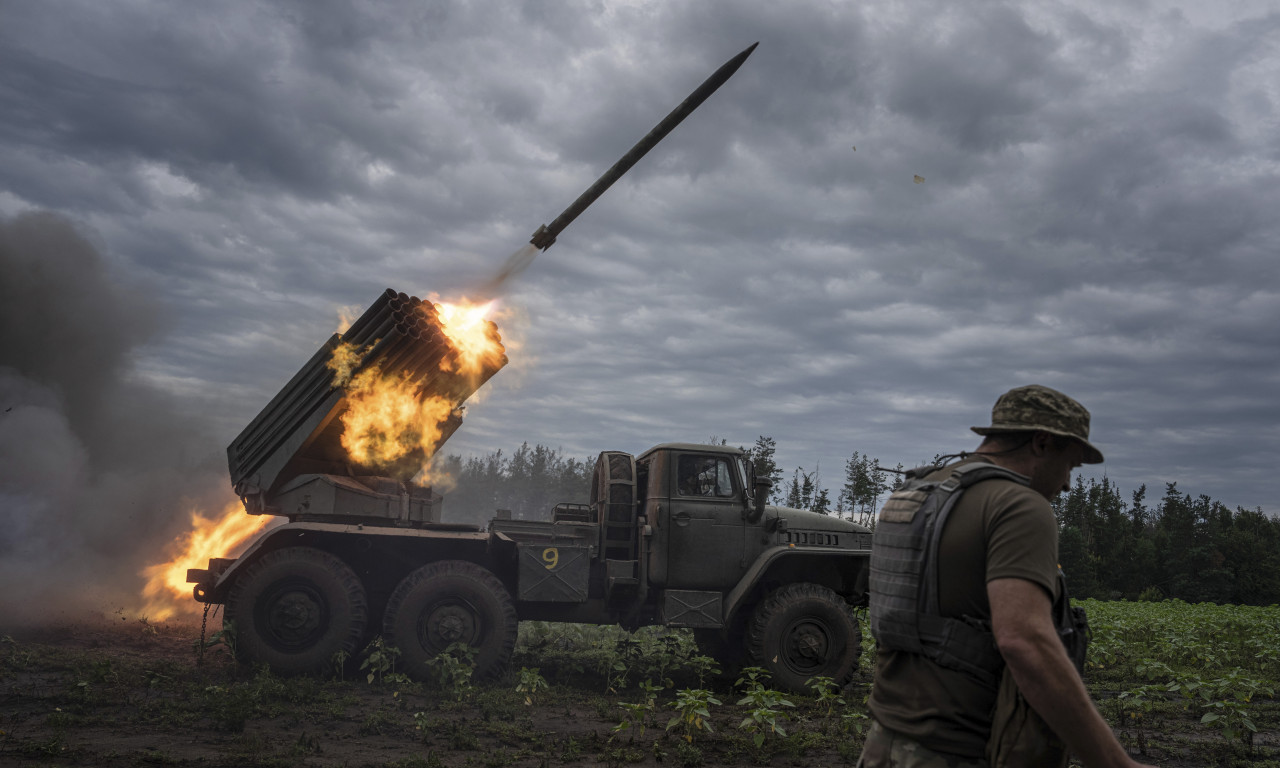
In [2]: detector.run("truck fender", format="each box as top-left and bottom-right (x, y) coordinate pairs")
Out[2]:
(723, 546), (869, 628)
(201, 521), (490, 602)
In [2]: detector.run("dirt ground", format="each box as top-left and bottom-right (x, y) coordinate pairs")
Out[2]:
(0, 615), (866, 768)
(1, 616), (1274, 768)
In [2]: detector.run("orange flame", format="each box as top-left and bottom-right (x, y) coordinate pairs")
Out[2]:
(436, 298), (504, 376)
(139, 501), (271, 620)
(339, 368), (455, 469)
(333, 296), (504, 477)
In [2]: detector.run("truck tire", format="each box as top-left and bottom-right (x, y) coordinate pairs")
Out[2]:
(746, 582), (861, 693)
(225, 546), (368, 676)
(383, 560), (518, 682)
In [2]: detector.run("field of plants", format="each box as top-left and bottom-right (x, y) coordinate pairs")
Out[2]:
(1, 599), (1277, 767)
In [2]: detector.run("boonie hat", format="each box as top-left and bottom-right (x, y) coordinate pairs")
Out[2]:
(971, 384), (1104, 464)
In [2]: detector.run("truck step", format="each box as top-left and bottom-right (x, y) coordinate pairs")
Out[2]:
(605, 559), (640, 597)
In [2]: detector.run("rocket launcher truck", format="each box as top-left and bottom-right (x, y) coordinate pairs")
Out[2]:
(186, 43), (874, 692)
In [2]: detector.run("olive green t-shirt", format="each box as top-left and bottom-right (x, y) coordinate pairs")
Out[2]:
(867, 458), (1060, 758)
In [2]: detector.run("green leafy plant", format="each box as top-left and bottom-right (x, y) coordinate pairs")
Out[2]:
(330, 648), (350, 681)
(426, 642), (476, 699)
(684, 653), (722, 689)
(361, 637), (410, 685)
(667, 687), (720, 743)
(614, 679), (662, 739)
(515, 666), (549, 706)
(806, 675), (845, 717)
(412, 711), (436, 741)
(1201, 699), (1258, 746)
(198, 621), (238, 663)
(842, 709), (870, 736)
(734, 666), (795, 748)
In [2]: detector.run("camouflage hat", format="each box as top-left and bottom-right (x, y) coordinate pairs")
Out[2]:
(971, 384), (1104, 464)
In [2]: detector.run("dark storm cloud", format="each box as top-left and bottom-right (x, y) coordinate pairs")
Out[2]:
(1, 0), (1277, 522)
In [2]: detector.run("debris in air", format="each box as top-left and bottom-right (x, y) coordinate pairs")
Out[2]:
(913, 175), (925, 184)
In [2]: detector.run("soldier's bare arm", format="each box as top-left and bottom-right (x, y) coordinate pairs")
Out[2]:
(988, 578), (1155, 768)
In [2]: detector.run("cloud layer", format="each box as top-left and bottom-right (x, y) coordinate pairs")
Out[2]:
(2, 0), (1277, 521)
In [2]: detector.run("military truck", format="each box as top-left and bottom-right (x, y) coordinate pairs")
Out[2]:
(188, 292), (872, 692)
(191, 440), (873, 692)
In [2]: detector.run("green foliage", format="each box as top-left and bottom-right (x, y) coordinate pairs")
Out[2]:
(1084, 599), (1279, 757)
(426, 642), (476, 699)
(746, 435), (782, 504)
(197, 620), (238, 665)
(1200, 699), (1258, 746)
(434, 443), (595, 525)
(330, 647), (350, 681)
(515, 666), (549, 706)
(360, 637), (410, 685)
(1054, 479), (1280, 605)
(667, 687), (720, 743)
(842, 709), (870, 736)
(7, 603), (1280, 765)
(840, 450), (888, 526)
(806, 675), (845, 717)
(613, 679), (662, 739)
(734, 667), (795, 748)
(685, 654), (721, 689)
(784, 467), (830, 513)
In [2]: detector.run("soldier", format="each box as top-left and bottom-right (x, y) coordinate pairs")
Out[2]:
(858, 385), (1154, 768)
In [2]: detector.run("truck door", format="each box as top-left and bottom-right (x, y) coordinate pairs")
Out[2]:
(664, 451), (749, 589)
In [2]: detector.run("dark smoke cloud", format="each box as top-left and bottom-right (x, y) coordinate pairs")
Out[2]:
(0, 211), (229, 626)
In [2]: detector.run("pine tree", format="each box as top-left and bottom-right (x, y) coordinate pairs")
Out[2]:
(841, 451), (886, 527)
(747, 435), (783, 504)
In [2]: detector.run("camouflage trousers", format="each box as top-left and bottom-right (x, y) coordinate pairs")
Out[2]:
(856, 720), (989, 768)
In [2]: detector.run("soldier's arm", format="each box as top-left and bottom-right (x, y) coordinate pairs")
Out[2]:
(988, 578), (1155, 768)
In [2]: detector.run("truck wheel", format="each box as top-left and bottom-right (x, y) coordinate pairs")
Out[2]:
(383, 561), (517, 682)
(746, 583), (861, 693)
(225, 546), (368, 676)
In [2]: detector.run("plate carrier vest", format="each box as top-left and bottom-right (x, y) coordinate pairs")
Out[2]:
(868, 461), (1031, 689)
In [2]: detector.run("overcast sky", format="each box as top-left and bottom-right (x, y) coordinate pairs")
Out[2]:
(2, 0), (1278, 595)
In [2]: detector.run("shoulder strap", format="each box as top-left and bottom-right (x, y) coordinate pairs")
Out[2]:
(919, 462), (1030, 616)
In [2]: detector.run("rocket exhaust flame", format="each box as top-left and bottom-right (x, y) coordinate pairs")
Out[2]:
(330, 295), (506, 479)
(139, 501), (271, 620)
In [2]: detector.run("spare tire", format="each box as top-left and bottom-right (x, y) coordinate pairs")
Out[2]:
(591, 451), (637, 561)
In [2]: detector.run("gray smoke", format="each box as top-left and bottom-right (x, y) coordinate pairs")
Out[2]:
(0, 211), (228, 626)
(476, 243), (540, 300)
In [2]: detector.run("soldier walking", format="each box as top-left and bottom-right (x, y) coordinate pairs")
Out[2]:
(858, 385), (1155, 768)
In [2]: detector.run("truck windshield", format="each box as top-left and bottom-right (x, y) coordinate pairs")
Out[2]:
(677, 455), (735, 498)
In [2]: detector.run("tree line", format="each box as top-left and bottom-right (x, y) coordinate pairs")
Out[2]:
(436, 437), (1279, 606)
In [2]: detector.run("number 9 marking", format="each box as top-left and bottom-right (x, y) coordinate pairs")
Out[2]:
(542, 548), (559, 570)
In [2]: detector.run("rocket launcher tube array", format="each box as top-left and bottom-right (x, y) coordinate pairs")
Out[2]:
(227, 289), (507, 508)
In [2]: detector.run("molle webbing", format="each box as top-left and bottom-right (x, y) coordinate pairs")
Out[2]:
(869, 462), (1032, 689)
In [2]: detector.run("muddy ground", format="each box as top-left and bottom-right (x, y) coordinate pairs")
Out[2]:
(0, 616), (1274, 767)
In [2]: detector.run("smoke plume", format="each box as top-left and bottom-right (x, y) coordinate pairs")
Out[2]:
(0, 211), (229, 626)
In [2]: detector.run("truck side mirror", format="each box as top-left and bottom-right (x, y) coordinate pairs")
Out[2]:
(748, 477), (772, 523)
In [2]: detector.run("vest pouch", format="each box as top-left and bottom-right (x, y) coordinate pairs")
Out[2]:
(985, 666), (1067, 768)
(918, 614), (1003, 689)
